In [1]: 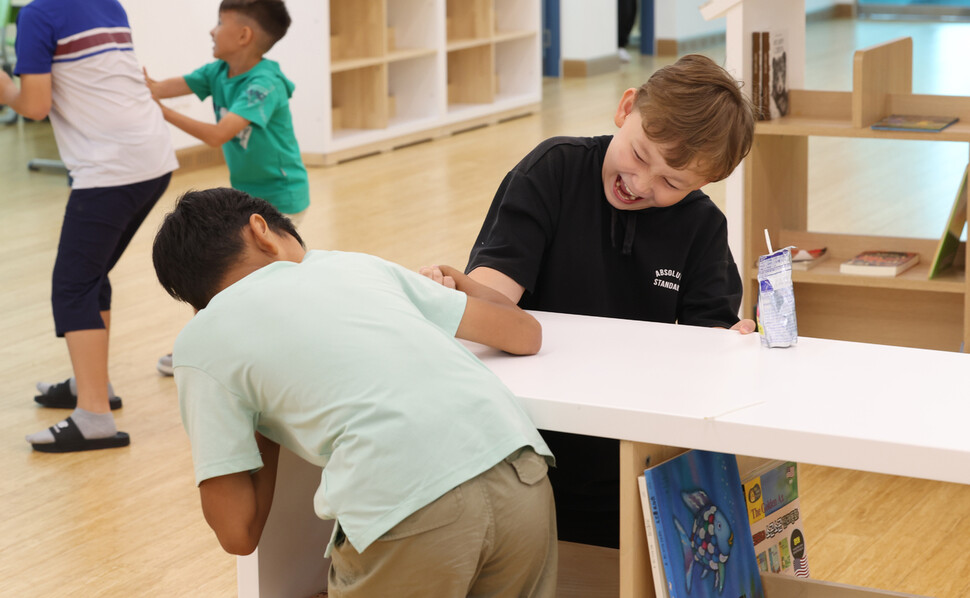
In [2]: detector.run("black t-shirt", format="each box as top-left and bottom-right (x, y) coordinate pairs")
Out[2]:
(467, 135), (742, 327)
(466, 135), (744, 548)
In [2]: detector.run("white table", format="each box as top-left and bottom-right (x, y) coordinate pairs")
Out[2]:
(472, 311), (970, 486)
(238, 311), (970, 597)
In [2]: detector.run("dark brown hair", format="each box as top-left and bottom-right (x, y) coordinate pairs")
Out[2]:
(635, 54), (755, 182)
(153, 188), (303, 312)
(220, 0), (291, 51)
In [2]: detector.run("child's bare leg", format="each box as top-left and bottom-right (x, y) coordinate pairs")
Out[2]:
(27, 311), (127, 451)
(66, 326), (111, 413)
(35, 310), (119, 408)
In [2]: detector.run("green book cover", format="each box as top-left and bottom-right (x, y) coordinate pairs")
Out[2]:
(928, 167), (968, 279)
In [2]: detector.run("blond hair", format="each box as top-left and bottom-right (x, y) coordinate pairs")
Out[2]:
(635, 54), (755, 182)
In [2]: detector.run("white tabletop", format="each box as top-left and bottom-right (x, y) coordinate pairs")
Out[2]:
(465, 311), (970, 485)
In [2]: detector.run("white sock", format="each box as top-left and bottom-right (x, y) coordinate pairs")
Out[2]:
(25, 408), (117, 444)
(35, 377), (116, 398)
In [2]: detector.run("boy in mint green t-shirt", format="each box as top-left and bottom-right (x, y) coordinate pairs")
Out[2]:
(145, 0), (309, 218)
(152, 188), (557, 598)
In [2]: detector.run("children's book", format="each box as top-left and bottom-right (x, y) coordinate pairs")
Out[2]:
(870, 114), (959, 133)
(751, 32), (763, 121)
(790, 247), (828, 271)
(741, 460), (811, 579)
(768, 31), (789, 119)
(760, 32), (770, 121)
(638, 474), (670, 597)
(839, 251), (919, 277)
(642, 450), (765, 598)
(928, 167), (968, 279)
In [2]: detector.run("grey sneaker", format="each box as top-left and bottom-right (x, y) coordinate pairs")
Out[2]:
(157, 353), (174, 376)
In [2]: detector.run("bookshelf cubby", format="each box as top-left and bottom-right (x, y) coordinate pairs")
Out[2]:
(447, 46), (495, 106)
(743, 36), (970, 352)
(387, 55), (438, 125)
(296, 0), (540, 165)
(331, 65), (388, 131)
(619, 441), (929, 598)
(329, 0), (385, 63)
(446, 0), (492, 44)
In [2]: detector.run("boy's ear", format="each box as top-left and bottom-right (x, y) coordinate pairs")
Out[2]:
(614, 88), (638, 128)
(246, 214), (278, 254)
(240, 25), (254, 46)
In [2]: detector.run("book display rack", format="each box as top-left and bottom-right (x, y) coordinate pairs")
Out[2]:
(291, 0), (541, 166)
(744, 36), (970, 352)
(621, 443), (927, 598)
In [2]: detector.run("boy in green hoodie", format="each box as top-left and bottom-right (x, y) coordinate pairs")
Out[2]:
(146, 0), (307, 220)
(145, 0), (309, 376)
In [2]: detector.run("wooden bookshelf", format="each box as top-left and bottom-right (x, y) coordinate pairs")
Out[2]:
(743, 37), (970, 352)
(284, 0), (541, 165)
(620, 440), (930, 598)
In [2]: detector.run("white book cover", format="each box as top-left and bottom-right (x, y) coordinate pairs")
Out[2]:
(769, 30), (789, 119)
(637, 474), (669, 597)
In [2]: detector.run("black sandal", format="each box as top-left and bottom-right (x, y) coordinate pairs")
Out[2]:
(34, 379), (123, 410)
(30, 417), (130, 453)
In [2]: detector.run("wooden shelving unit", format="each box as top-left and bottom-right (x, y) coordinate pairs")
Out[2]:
(619, 440), (928, 598)
(282, 0), (541, 165)
(744, 37), (970, 352)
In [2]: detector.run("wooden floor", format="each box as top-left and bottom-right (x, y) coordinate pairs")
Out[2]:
(2, 17), (970, 598)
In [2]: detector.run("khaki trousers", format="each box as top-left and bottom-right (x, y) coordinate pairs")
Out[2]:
(328, 448), (558, 598)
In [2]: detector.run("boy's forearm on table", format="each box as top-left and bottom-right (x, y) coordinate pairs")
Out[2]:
(440, 265), (516, 307)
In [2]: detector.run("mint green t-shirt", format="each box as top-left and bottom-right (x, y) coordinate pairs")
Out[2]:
(184, 59), (309, 214)
(174, 250), (552, 553)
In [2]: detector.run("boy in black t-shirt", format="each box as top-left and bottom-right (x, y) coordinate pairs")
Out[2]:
(463, 54), (757, 549)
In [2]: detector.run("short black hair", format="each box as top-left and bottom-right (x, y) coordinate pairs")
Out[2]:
(220, 0), (291, 50)
(153, 187), (304, 312)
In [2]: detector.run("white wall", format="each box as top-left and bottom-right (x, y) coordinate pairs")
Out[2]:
(655, 0), (844, 42)
(120, 0), (324, 152)
(655, 0), (724, 40)
(121, 0), (215, 150)
(560, 0), (617, 61)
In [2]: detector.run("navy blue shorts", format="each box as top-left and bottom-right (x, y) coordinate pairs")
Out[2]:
(51, 173), (172, 337)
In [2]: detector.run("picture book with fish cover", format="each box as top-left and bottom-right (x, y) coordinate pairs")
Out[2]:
(741, 460), (811, 579)
(643, 450), (765, 598)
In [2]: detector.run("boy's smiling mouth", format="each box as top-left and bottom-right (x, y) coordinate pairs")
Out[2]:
(613, 175), (641, 204)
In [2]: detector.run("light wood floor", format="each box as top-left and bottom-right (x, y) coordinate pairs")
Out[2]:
(2, 17), (969, 598)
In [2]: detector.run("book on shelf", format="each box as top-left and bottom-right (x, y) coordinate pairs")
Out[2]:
(768, 30), (789, 119)
(641, 450), (765, 598)
(760, 31), (770, 121)
(741, 460), (811, 579)
(790, 247), (828, 271)
(751, 30), (788, 121)
(928, 166), (968, 279)
(870, 114), (959, 133)
(752, 32), (763, 120)
(638, 474), (670, 597)
(839, 251), (919, 277)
